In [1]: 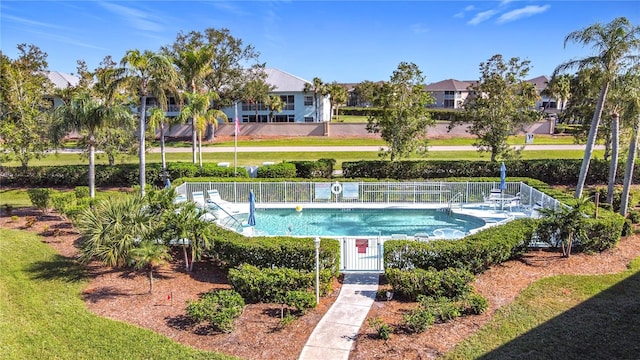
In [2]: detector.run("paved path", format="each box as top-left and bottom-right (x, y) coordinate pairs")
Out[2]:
(151, 144), (602, 153)
(299, 273), (379, 360)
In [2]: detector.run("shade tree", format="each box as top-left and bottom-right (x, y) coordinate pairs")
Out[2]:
(0, 44), (55, 168)
(366, 62), (434, 160)
(458, 54), (540, 162)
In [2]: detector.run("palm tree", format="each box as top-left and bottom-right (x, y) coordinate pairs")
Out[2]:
(164, 201), (213, 271)
(536, 197), (591, 258)
(265, 95), (283, 123)
(554, 17), (640, 198)
(76, 195), (154, 267)
(606, 112), (620, 205)
(619, 71), (640, 216)
(178, 91), (227, 168)
(54, 93), (131, 198)
(304, 77), (326, 122)
(129, 241), (171, 294)
(147, 107), (173, 183)
(241, 78), (272, 122)
(121, 49), (181, 196)
(327, 82), (348, 121)
(172, 47), (215, 162)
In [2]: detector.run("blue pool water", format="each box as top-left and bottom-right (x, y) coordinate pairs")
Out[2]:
(247, 208), (485, 238)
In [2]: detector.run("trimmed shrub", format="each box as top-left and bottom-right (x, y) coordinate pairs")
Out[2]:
(211, 228), (340, 276)
(464, 293), (489, 315)
(385, 267), (474, 301)
(199, 163), (249, 178)
(50, 191), (77, 217)
(384, 218), (538, 274)
(185, 289), (245, 333)
(27, 188), (53, 213)
(403, 306), (436, 333)
(288, 159), (334, 178)
(284, 290), (317, 313)
(227, 264), (316, 304)
(74, 186), (90, 199)
(257, 162), (297, 178)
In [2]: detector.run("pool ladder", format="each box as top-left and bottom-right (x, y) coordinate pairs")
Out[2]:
(448, 192), (464, 212)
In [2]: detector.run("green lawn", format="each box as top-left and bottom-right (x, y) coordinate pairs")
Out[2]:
(442, 256), (640, 359)
(0, 228), (236, 360)
(1, 149), (603, 169)
(197, 134), (578, 147)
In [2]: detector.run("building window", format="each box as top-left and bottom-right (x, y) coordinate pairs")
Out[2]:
(304, 117), (314, 123)
(304, 96), (313, 106)
(273, 115), (295, 123)
(280, 95), (294, 110)
(444, 99), (455, 108)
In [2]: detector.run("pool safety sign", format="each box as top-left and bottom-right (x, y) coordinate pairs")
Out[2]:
(355, 239), (368, 253)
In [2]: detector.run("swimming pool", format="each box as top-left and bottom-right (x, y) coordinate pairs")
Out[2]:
(245, 208), (485, 238)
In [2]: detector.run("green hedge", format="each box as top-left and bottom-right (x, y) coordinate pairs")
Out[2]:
(256, 162), (297, 178)
(227, 264), (330, 304)
(342, 159), (624, 185)
(384, 218), (538, 274)
(579, 212), (626, 253)
(0, 162), (247, 188)
(385, 267), (474, 301)
(210, 227), (340, 277)
(288, 158), (335, 178)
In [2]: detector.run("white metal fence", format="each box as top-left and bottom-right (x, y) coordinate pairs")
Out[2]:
(175, 181), (562, 272)
(175, 180), (561, 210)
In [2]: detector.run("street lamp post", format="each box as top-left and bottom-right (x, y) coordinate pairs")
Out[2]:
(314, 237), (321, 305)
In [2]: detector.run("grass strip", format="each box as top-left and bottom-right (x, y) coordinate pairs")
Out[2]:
(0, 228), (236, 360)
(442, 256), (640, 359)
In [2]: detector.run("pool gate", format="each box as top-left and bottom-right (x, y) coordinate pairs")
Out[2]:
(340, 237), (385, 272)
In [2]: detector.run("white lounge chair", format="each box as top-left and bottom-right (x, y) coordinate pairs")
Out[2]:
(192, 191), (206, 208)
(207, 189), (226, 204)
(173, 194), (187, 204)
(206, 189), (245, 216)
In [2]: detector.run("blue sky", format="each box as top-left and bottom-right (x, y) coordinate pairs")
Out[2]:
(2, 1), (639, 84)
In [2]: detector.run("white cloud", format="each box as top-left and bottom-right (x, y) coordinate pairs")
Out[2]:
(210, 1), (250, 16)
(454, 4), (475, 18)
(497, 5), (551, 23)
(98, 1), (163, 32)
(3, 14), (66, 30)
(468, 10), (498, 25)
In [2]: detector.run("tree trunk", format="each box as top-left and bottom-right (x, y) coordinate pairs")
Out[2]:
(606, 113), (619, 204)
(620, 114), (640, 216)
(189, 246), (196, 272)
(191, 84), (197, 164)
(191, 119), (197, 164)
(89, 134), (96, 198)
(160, 122), (167, 183)
(575, 83), (610, 198)
(148, 267), (154, 293)
(139, 95), (147, 196)
(198, 132), (203, 168)
(182, 244), (190, 272)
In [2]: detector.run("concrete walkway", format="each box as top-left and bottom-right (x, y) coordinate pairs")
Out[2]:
(299, 272), (380, 360)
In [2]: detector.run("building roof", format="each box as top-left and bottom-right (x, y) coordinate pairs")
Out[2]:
(424, 79), (476, 92)
(46, 71), (80, 89)
(264, 68), (310, 92)
(527, 75), (549, 91)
